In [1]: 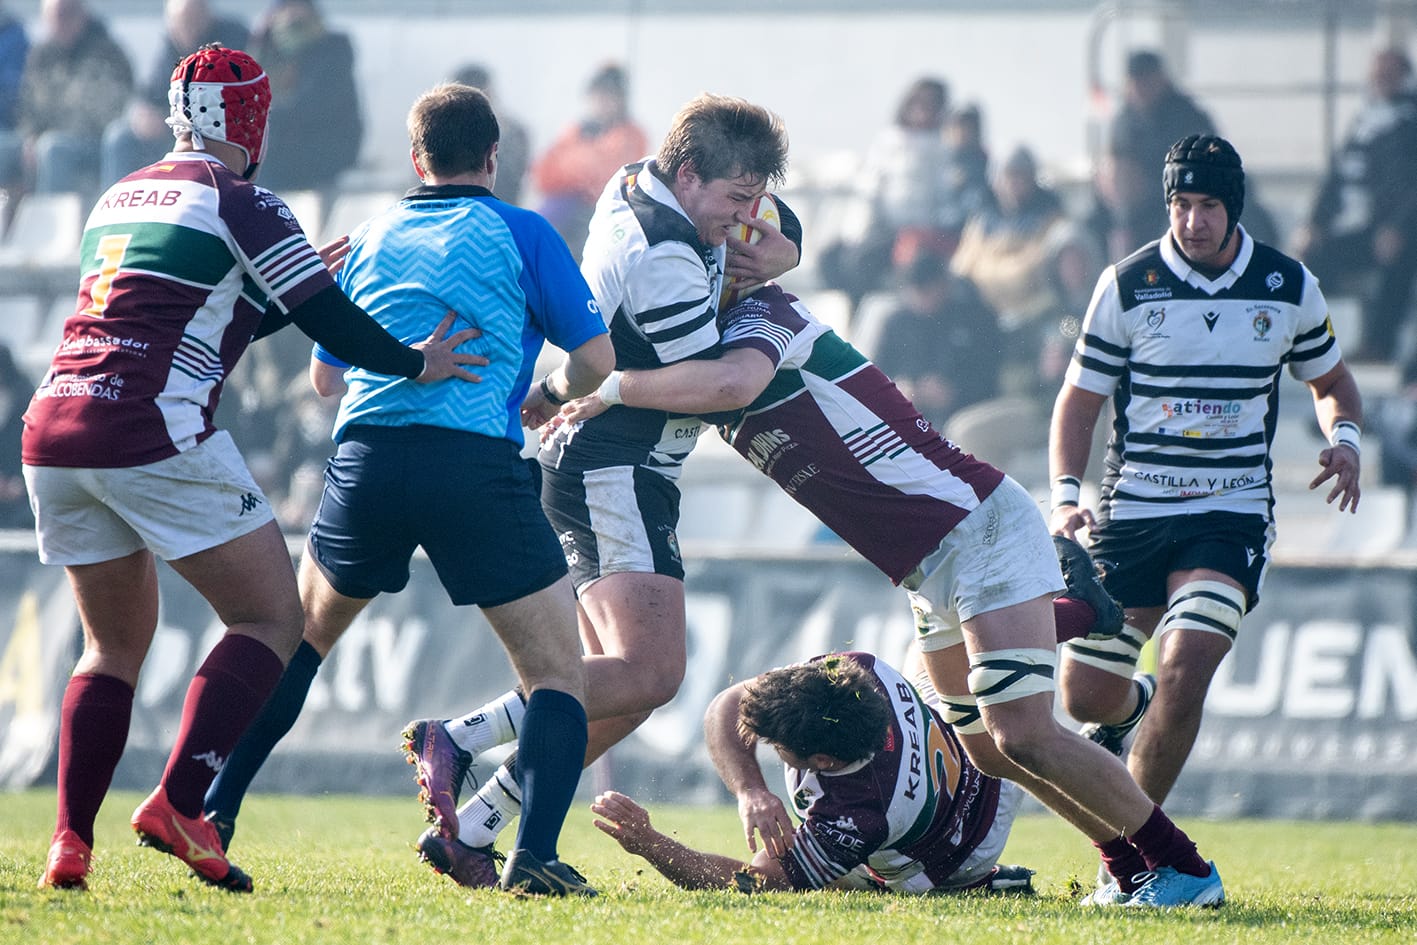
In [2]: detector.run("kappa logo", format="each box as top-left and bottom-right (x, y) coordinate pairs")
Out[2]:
(191, 749), (226, 773)
(238, 492), (264, 516)
(829, 816), (859, 833)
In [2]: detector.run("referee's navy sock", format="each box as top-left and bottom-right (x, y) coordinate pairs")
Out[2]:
(511, 688), (588, 863)
(204, 640), (323, 824)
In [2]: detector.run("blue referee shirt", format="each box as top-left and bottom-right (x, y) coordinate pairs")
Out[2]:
(315, 184), (606, 446)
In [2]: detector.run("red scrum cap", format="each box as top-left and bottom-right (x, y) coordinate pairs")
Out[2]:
(167, 44), (271, 178)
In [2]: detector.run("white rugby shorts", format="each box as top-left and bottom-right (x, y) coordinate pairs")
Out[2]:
(24, 430), (275, 565)
(903, 476), (1064, 653)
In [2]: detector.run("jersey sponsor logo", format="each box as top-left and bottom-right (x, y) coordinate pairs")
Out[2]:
(99, 188), (182, 210)
(1265, 270), (1285, 292)
(745, 427), (795, 472)
(1160, 398), (1241, 420)
(34, 372), (124, 401)
(58, 335), (152, 356)
(783, 463), (820, 496)
(1134, 287), (1173, 302)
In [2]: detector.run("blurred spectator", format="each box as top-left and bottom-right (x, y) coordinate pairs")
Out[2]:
(0, 2), (28, 200)
(822, 77), (993, 302)
(0, 343), (34, 529)
(868, 252), (1002, 431)
(531, 62), (647, 259)
(939, 103), (994, 242)
(248, 0), (363, 192)
(1106, 50), (1215, 234)
(100, 0), (248, 188)
(1293, 46), (1417, 363)
(15, 0), (133, 197)
(1084, 142), (1159, 262)
(452, 63), (530, 205)
(949, 145), (1098, 400)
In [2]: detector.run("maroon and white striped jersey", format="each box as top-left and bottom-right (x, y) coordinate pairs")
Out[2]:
(22, 152), (332, 468)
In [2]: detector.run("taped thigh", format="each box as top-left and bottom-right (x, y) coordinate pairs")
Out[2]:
(911, 666), (988, 735)
(1157, 580), (1246, 643)
(1062, 623), (1147, 679)
(966, 648), (1057, 707)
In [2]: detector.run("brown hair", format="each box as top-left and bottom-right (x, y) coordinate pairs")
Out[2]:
(407, 82), (499, 178)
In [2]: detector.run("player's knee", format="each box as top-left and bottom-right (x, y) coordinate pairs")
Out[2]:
(624, 658), (684, 711)
(1157, 580), (1245, 644)
(1058, 673), (1132, 723)
(966, 647), (1057, 767)
(1058, 629), (1146, 720)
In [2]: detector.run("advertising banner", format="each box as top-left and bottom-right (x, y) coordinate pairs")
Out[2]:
(2, 544), (1413, 819)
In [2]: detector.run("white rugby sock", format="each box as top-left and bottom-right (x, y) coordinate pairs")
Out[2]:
(445, 689), (525, 756)
(457, 761), (521, 848)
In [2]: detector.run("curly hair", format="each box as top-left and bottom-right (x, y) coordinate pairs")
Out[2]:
(737, 656), (891, 764)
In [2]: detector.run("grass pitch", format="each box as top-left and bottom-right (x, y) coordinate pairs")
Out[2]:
(2, 789), (1413, 945)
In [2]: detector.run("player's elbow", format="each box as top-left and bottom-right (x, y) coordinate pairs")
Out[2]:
(568, 335), (617, 392)
(310, 361), (348, 398)
(713, 368), (769, 410)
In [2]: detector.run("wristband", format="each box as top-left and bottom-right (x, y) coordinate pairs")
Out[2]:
(539, 375), (566, 407)
(1050, 475), (1081, 510)
(1329, 420), (1361, 456)
(598, 371), (624, 406)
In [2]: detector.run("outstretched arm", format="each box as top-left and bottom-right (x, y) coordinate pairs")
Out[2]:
(591, 791), (793, 892)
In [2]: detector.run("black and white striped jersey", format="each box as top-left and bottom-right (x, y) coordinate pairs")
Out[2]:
(1066, 227), (1343, 522)
(543, 159), (726, 480)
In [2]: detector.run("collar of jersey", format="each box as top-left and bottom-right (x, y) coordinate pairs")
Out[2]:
(1160, 223), (1252, 294)
(402, 184), (494, 201)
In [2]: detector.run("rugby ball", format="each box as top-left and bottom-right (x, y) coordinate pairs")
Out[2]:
(720, 193), (782, 309)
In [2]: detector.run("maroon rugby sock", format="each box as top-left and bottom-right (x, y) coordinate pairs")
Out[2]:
(54, 673), (134, 847)
(160, 634), (284, 817)
(1095, 835), (1150, 892)
(1126, 804), (1211, 877)
(1051, 597), (1095, 643)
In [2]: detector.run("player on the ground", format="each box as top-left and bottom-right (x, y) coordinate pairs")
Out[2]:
(198, 81), (613, 896)
(592, 651), (1034, 895)
(24, 45), (482, 892)
(1047, 134), (1361, 902)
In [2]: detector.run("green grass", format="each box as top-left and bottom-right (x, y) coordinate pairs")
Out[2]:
(2, 789), (1414, 944)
